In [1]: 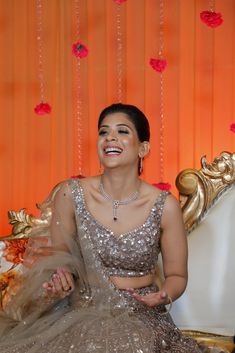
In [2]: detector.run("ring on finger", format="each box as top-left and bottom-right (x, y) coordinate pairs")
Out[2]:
(64, 286), (72, 292)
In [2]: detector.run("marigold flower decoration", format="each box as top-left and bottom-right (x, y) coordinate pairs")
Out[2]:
(200, 10), (223, 28)
(113, 0), (127, 4)
(152, 182), (171, 191)
(3, 239), (29, 266)
(149, 58), (167, 73)
(230, 123), (235, 133)
(34, 102), (52, 115)
(72, 41), (89, 59)
(0, 271), (16, 291)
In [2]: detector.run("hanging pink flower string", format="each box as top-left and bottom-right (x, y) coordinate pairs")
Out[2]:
(113, 0), (127, 4)
(200, 10), (223, 28)
(149, 0), (169, 189)
(34, 102), (51, 115)
(152, 182), (171, 191)
(230, 123), (235, 133)
(70, 174), (85, 179)
(72, 41), (89, 59)
(34, 0), (51, 115)
(149, 58), (167, 73)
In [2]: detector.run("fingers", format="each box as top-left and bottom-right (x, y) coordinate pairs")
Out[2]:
(55, 268), (72, 292)
(125, 288), (170, 307)
(42, 267), (75, 298)
(159, 290), (168, 300)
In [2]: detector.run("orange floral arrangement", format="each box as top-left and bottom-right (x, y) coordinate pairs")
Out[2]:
(3, 239), (29, 266)
(0, 270), (23, 310)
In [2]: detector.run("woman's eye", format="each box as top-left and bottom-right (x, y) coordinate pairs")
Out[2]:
(118, 129), (129, 134)
(99, 130), (107, 136)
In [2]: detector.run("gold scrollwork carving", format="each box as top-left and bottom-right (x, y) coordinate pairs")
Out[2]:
(176, 151), (235, 232)
(0, 181), (64, 241)
(182, 330), (234, 353)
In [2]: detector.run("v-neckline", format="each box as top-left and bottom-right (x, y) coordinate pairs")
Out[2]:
(73, 178), (164, 238)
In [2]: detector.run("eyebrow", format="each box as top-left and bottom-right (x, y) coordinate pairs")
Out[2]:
(99, 123), (133, 129)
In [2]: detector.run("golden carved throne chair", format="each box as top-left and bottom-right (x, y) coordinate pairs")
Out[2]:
(0, 152), (235, 352)
(171, 151), (235, 352)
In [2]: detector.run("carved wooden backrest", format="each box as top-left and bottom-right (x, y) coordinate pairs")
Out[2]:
(173, 151), (235, 352)
(176, 151), (235, 232)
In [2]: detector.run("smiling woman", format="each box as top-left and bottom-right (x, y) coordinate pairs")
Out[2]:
(0, 104), (224, 352)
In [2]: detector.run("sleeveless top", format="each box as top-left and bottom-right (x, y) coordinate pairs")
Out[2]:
(70, 179), (169, 278)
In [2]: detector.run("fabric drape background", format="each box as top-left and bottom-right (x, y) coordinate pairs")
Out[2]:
(0, 0), (235, 235)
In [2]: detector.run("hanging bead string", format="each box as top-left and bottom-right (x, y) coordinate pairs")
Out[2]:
(35, 0), (45, 102)
(159, 0), (165, 182)
(116, 4), (124, 102)
(209, 0), (215, 11)
(74, 0), (83, 175)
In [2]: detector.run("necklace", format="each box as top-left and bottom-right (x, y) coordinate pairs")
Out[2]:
(99, 181), (139, 221)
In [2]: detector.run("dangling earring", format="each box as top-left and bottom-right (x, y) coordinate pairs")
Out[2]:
(139, 157), (143, 175)
(99, 162), (104, 175)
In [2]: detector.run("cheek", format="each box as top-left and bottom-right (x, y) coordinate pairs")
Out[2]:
(123, 136), (139, 150)
(97, 139), (104, 157)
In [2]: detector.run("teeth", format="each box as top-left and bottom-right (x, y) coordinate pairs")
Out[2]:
(104, 147), (122, 154)
(106, 151), (120, 155)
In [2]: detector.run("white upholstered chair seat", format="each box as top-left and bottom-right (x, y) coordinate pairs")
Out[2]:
(171, 185), (235, 336)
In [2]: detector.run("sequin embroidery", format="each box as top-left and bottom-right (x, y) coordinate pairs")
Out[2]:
(71, 179), (168, 278)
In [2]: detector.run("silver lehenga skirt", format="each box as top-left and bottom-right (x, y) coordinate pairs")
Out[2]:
(0, 284), (212, 353)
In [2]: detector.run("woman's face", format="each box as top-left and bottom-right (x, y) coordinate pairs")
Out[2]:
(97, 112), (148, 171)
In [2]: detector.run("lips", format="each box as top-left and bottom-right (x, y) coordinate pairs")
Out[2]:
(103, 146), (123, 156)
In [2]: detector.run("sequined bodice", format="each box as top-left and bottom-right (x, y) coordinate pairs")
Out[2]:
(70, 179), (169, 277)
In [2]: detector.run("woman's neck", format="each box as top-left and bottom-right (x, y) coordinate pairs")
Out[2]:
(100, 170), (140, 200)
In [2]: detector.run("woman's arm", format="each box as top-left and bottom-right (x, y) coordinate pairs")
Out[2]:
(127, 194), (187, 307)
(42, 182), (77, 298)
(159, 194), (188, 301)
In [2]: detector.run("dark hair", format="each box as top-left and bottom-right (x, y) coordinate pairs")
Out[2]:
(98, 103), (150, 142)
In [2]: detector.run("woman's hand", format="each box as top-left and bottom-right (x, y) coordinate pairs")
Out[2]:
(126, 288), (171, 307)
(42, 267), (75, 298)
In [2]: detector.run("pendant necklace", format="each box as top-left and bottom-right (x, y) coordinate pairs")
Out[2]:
(99, 180), (139, 221)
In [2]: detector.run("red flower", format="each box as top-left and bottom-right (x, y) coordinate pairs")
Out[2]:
(34, 102), (52, 115)
(152, 182), (171, 191)
(72, 41), (88, 59)
(70, 174), (85, 179)
(3, 239), (29, 265)
(230, 123), (235, 133)
(113, 0), (127, 4)
(200, 11), (223, 28)
(149, 58), (167, 73)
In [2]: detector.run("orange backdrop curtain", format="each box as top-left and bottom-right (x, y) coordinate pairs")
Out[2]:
(0, 0), (235, 235)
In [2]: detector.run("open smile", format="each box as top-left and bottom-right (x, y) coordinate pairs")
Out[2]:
(103, 146), (123, 156)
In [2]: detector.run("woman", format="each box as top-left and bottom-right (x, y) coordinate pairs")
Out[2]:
(0, 104), (219, 352)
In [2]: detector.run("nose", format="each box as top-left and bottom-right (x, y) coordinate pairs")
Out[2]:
(105, 130), (117, 141)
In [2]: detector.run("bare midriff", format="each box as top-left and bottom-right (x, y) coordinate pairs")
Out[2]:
(110, 273), (155, 289)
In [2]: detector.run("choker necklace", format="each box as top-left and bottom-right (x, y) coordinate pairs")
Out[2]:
(99, 181), (139, 221)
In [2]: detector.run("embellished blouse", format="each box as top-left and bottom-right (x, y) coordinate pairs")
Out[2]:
(70, 179), (169, 277)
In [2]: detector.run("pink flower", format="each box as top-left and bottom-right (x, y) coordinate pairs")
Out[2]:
(152, 182), (171, 191)
(149, 58), (167, 73)
(72, 41), (88, 59)
(70, 175), (85, 179)
(200, 11), (223, 28)
(34, 102), (52, 115)
(230, 123), (235, 133)
(113, 0), (127, 4)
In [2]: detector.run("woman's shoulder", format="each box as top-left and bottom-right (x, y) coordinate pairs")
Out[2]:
(141, 181), (180, 209)
(140, 181), (169, 199)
